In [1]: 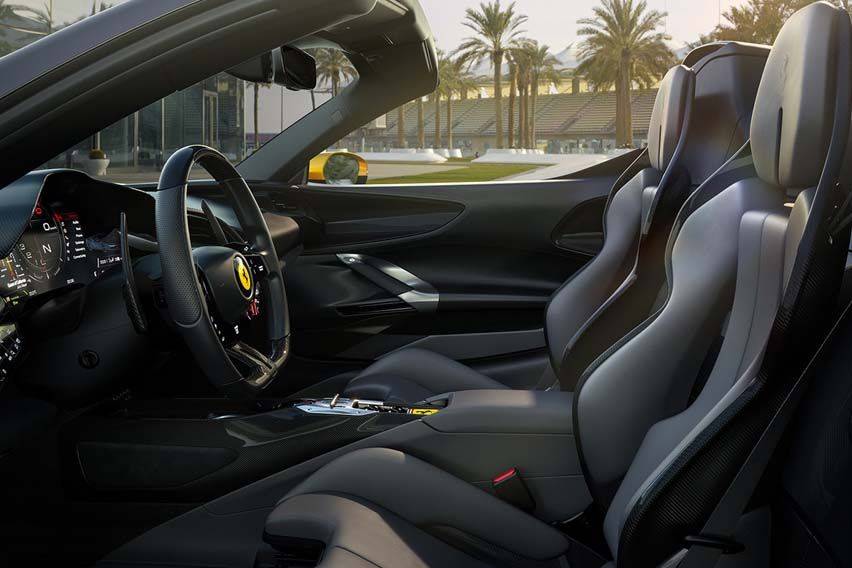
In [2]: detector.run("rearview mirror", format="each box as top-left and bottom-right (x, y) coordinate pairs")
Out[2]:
(277, 47), (317, 91)
(227, 47), (317, 91)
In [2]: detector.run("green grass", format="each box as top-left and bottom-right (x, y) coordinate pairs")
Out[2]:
(368, 162), (540, 185)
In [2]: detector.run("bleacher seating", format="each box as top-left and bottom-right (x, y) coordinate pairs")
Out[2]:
(629, 90), (657, 134)
(564, 91), (618, 136)
(534, 92), (597, 135)
(377, 88), (660, 143)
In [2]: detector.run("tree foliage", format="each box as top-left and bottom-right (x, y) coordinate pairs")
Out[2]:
(699, 0), (849, 45)
(455, 0), (527, 148)
(575, 0), (673, 146)
(314, 48), (357, 97)
(434, 52), (476, 148)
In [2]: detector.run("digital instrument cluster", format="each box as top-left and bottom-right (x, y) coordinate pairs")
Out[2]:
(0, 202), (122, 305)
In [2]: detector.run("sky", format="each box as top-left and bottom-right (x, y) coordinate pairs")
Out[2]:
(421, 0), (747, 52)
(17, 1), (746, 51)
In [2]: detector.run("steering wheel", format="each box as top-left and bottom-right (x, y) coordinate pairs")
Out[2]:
(155, 146), (290, 396)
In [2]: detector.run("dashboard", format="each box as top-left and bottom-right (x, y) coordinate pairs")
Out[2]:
(0, 170), (157, 399)
(0, 201), (122, 306)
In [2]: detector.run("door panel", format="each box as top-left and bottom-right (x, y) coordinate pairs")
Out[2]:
(249, 161), (628, 391)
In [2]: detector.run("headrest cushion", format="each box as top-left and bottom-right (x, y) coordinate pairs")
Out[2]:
(647, 65), (694, 171)
(750, 1), (846, 188)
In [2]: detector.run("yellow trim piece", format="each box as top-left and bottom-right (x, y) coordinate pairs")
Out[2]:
(408, 408), (440, 416)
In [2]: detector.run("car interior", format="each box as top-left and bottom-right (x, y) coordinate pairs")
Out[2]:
(1, 1), (852, 567)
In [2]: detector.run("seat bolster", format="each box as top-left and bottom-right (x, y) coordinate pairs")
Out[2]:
(344, 348), (508, 403)
(277, 448), (571, 562)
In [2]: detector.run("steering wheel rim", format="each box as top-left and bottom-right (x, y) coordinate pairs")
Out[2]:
(156, 145), (290, 396)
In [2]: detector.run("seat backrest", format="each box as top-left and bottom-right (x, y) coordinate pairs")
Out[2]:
(596, 3), (852, 566)
(544, 65), (694, 383)
(554, 44), (768, 391)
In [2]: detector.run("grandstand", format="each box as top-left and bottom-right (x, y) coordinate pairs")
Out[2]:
(533, 92), (597, 136)
(352, 88), (660, 154)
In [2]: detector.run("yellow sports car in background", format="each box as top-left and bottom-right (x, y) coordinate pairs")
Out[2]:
(308, 151), (368, 184)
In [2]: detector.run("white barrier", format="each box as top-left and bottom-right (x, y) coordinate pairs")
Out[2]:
(473, 149), (610, 167)
(473, 148), (560, 164)
(357, 148), (448, 163)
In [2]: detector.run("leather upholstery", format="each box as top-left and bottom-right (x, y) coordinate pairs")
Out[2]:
(604, 203), (792, 555)
(343, 348), (508, 403)
(750, 1), (838, 189)
(647, 65), (693, 172)
(267, 494), (494, 568)
(545, 167), (660, 382)
(269, 448), (571, 566)
(575, 176), (787, 505)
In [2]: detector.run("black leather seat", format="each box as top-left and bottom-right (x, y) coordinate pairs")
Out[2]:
(262, 4), (852, 566)
(343, 46), (766, 404)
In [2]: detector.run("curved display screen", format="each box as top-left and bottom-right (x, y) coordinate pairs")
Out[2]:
(0, 202), (122, 304)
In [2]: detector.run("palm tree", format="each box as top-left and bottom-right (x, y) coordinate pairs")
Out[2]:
(576, 0), (673, 147)
(0, 1), (21, 56)
(504, 38), (530, 148)
(0, 1), (22, 23)
(456, 0), (527, 149)
(396, 104), (406, 148)
(416, 96), (425, 148)
(441, 57), (476, 150)
(17, 0), (53, 35)
(506, 55), (517, 148)
(314, 48), (357, 97)
(509, 43), (535, 148)
(433, 52), (453, 148)
(252, 81), (271, 152)
(432, 88), (442, 148)
(527, 41), (563, 148)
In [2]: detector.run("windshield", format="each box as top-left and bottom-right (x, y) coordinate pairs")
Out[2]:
(0, 1), (349, 184)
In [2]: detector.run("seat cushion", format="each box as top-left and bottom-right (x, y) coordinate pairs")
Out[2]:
(343, 348), (509, 404)
(268, 448), (573, 567)
(268, 494), (494, 568)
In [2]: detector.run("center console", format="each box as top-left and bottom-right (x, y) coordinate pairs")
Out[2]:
(62, 394), (441, 502)
(67, 389), (589, 523)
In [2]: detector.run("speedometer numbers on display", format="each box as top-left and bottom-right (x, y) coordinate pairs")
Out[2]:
(0, 204), (122, 305)
(17, 205), (67, 282)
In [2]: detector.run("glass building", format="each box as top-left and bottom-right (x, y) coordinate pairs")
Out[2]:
(1, 6), (248, 173)
(48, 73), (246, 170)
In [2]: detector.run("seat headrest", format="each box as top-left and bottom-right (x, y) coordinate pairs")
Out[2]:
(647, 65), (694, 171)
(751, 1), (846, 188)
